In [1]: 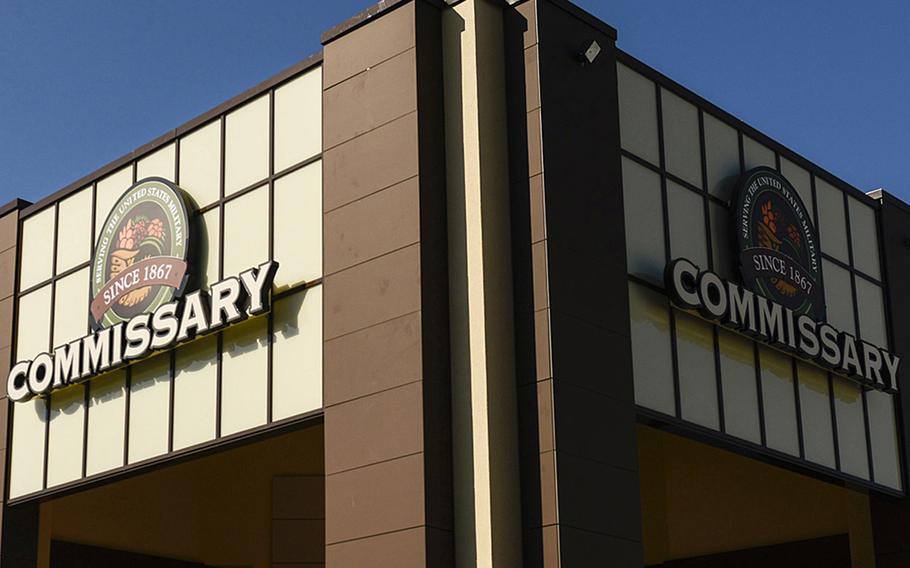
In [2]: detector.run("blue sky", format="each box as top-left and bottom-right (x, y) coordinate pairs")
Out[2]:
(1, 1), (908, 205)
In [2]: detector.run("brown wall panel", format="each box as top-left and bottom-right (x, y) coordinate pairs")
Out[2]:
(323, 2), (416, 89)
(323, 177), (420, 275)
(322, 1), (452, 564)
(324, 381), (424, 475)
(0, 204), (38, 567)
(506, 1), (642, 565)
(323, 245), (422, 340)
(324, 454), (425, 544)
(323, 312), (422, 406)
(322, 113), (419, 212)
(323, 50), (418, 150)
(0, 299), (11, 350)
(325, 527), (427, 566)
(0, 249), (15, 299)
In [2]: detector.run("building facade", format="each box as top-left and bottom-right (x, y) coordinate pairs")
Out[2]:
(2, 0), (910, 566)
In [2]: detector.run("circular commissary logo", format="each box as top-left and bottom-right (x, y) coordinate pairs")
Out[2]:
(91, 177), (191, 329)
(733, 167), (826, 320)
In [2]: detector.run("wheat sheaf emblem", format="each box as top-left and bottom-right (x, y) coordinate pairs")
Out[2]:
(109, 216), (166, 307)
(755, 200), (801, 298)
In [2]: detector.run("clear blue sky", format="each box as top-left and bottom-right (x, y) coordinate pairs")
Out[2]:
(2, 1), (908, 205)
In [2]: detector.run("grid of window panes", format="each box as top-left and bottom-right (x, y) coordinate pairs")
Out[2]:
(617, 54), (902, 492)
(9, 64), (323, 500)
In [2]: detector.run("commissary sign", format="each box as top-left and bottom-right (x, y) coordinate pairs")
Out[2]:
(665, 168), (899, 393)
(7, 178), (281, 402)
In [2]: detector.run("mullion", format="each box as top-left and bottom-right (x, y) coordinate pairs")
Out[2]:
(267, 88), (276, 425)
(42, 201), (61, 491)
(655, 85), (683, 421)
(699, 108), (726, 434)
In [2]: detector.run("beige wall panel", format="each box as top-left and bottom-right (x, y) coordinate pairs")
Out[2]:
(617, 63), (659, 165)
(136, 143), (176, 181)
(95, 167), (134, 238)
(660, 88), (701, 188)
(225, 95), (270, 195)
(274, 68), (322, 172)
(223, 185), (269, 279)
(9, 398), (48, 498)
(273, 161), (322, 288)
(17, 284), (52, 358)
(272, 286), (323, 421)
(833, 378), (870, 480)
(20, 206), (56, 290)
(173, 335), (218, 450)
(47, 386), (86, 488)
(55, 187), (93, 273)
(179, 121), (222, 208)
(848, 197), (881, 279)
(779, 157), (813, 216)
(221, 317), (268, 436)
(815, 178), (850, 263)
(85, 370), (127, 476)
(128, 354), (171, 463)
(743, 136), (775, 170)
(52, 267), (90, 348)
(199, 208), (220, 288)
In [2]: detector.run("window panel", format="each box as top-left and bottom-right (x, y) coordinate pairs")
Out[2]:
(667, 181), (708, 269)
(179, 121), (222, 208)
(703, 113), (740, 200)
(273, 161), (322, 288)
(796, 363), (835, 469)
(52, 267), (90, 349)
(833, 378), (870, 479)
(759, 347), (799, 456)
(128, 353), (171, 463)
(743, 136), (775, 171)
(779, 158), (814, 220)
(866, 389), (901, 490)
(95, 167), (134, 238)
(855, 278), (887, 347)
(660, 88), (701, 188)
(47, 385), (85, 487)
(20, 206), (56, 290)
(85, 370), (127, 476)
(221, 317), (268, 436)
(272, 286), (323, 420)
(848, 197), (880, 279)
(225, 95), (269, 195)
(629, 282), (675, 415)
(16, 285), (51, 359)
(622, 158), (665, 283)
(822, 259), (855, 334)
(718, 329), (760, 444)
(173, 334), (218, 450)
(815, 178), (850, 262)
(9, 398), (48, 498)
(136, 143), (176, 181)
(617, 63), (659, 165)
(55, 187), (92, 273)
(675, 311), (718, 430)
(274, 68), (322, 172)
(223, 185), (269, 279)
